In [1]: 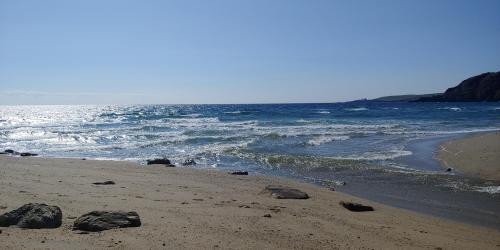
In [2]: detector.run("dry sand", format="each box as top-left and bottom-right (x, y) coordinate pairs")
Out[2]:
(1, 155), (499, 249)
(437, 131), (500, 181)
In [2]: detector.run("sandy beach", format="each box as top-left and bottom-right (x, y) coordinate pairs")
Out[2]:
(437, 131), (500, 181)
(0, 155), (499, 249)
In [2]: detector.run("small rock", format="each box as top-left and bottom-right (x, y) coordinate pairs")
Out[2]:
(329, 187), (335, 191)
(0, 229), (2, 234)
(0, 203), (62, 229)
(446, 168), (452, 172)
(261, 185), (309, 199)
(4, 149), (16, 154)
(73, 211), (141, 232)
(92, 181), (115, 185)
(340, 201), (374, 212)
(182, 159), (196, 166)
(263, 214), (272, 218)
(20, 152), (38, 157)
(269, 207), (281, 213)
(146, 158), (175, 167)
(230, 171), (248, 175)
(238, 205), (250, 208)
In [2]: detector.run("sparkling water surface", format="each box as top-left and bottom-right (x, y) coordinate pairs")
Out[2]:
(1, 102), (499, 227)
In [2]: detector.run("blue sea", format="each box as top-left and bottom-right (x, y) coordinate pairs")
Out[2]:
(1, 102), (499, 227)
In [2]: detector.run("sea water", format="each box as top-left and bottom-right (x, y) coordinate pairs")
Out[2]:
(1, 102), (499, 227)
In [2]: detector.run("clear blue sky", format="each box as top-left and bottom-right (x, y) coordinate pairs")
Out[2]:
(1, 0), (499, 104)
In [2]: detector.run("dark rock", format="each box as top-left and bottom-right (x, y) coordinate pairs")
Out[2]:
(20, 152), (38, 157)
(416, 71), (500, 102)
(0, 203), (62, 229)
(263, 214), (272, 218)
(92, 181), (115, 185)
(340, 201), (374, 212)
(182, 159), (196, 166)
(261, 185), (309, 199)
(446, 168), (453, 172)
(73, 211), (141, 232)
(146, 158), (175, 167)
(230, 171), (248, 175)
(4, 149), (16, 154)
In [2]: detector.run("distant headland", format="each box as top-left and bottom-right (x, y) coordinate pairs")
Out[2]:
(374, 71), (500, 102)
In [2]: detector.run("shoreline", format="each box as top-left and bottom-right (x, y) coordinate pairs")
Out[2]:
(1, 155), (500, 249)
(436, 131), (500, 181)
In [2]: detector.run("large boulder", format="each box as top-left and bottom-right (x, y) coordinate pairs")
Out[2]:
(20, 152), (38, 157)
(340, 201), (374, 212)
(0, 203), (62, 229)
(73, 211), (141, 232)
(231, 171), (248, 175)
(146, 158), (175, 167)
(261, 185), (309, 199)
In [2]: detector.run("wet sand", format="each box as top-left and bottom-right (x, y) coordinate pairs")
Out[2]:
(0, 155), (499, 249)
(437, 131), (500, 181)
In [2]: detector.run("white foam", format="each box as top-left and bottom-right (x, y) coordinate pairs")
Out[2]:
(336, 149), (413, 161)
(345, 107), (368, 111)
(438, 107), (462, 111)
(474, 186), (500, 194)
(306, 135), (349, 146)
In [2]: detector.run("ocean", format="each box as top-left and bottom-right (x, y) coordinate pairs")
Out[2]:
(1, 102), (499, 227)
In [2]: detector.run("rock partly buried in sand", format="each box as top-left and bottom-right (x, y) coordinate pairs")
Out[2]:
(231, 171), (248, 175)
(0, 203), (62, 229)
(20, 152), (38, 157)
(147, 158), (175, 167)
(340, 201), (374, 212)
(4, 149), (16, 154)
(92, 181), (115, 185)
(182, 159), (196, 166)
(446, 168), (453, 172)
(73, 211), (141, 232)
(261, 185), (309, 199)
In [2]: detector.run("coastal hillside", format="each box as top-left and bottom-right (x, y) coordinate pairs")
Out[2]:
(374, 94), (441, 102)
(416, 71), (500, 102)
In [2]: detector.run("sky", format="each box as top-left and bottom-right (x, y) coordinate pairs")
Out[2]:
(1, 0), (499, 105)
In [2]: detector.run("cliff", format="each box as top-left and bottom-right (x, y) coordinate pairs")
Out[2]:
(416, 71), (500, 102)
